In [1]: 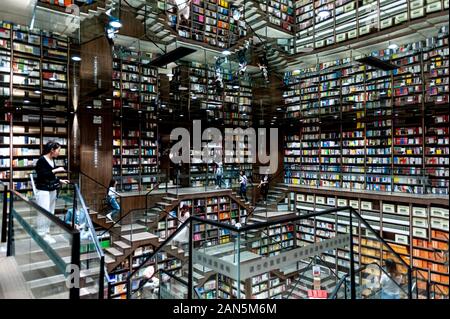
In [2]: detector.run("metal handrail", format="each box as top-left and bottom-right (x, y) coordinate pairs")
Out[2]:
(73, 184), (111, 298)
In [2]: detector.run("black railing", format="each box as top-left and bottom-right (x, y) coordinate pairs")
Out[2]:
(1, 181), (8, 243)
(126, 205), (414, 299)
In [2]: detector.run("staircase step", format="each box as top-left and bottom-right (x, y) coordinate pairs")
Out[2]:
(156, 202), (171, 207)
(121, 232), (158, 243)
(105, 255), (115, 264)
(105, 247), (123, 257)
(80, 268), (100, 278)
(80, 286), (99, 298)
(114, 241), (131, 250)
(162, 197), (178, 202)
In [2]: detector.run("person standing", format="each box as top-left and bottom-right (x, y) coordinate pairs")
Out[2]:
(106, 179), (121, 221)
(173, 205), (190, 250)
(380, 259), (403, 299)
(35, 141), (69, 244)
(214, 161), (223, 189)
(238, 170), (249, 203)
(258, 171), (269, 204)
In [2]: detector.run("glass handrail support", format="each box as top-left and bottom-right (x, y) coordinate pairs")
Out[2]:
(127, 205), (415, 300)
(7, 188), (80, 299)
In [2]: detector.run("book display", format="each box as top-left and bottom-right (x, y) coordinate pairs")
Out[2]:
(112, 46), (158, 192)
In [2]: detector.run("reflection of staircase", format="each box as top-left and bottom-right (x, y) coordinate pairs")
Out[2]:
(136, 3), (177, 45)
(266, 185), (289, 209)
(283, 267), (339, 299)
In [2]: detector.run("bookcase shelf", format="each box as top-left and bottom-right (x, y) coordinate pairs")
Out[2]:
(112, 46), (159, 192)
(0, 20), (70, 195)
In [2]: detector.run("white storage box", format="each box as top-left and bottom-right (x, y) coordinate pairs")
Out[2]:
(395, 12), (408, 24)
(296, 194), (305, 202)
(397, 205), (410, 215)
(380, 18), (393, 29)
(316, 196), (325, 204)
(315, 40), (325, 48)
(410, 0), (424, 9)
(306, 195), (315, 203)
(359, 25), (370, 35)
(350, 200), (359, 209)
(426, 1), (442, 12)
(410, 8), (425, 19)
(361, 201), (373, 210)
(327, 197), (336, 206)
(382, 203), (395, 213)
(430, 207), (449, 218)
(395, 234), (409, 245)
(336, 33), (347, 42)
(344, 2), (355, 11)
(347, 30), (357, 39)
(412, 218), (428, 228)
(413, 228), (427, 239)
(412, 207), (427, 217)
(445, 0), (449, 9)
(338, 199), (348, 207)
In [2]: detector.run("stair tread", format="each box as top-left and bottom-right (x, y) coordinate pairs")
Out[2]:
(121, 232), (158, 242)
(162, 197), (177, 201)
(105, 247), (123, 257)
(114, 241), (131, 249)
(105, 255), (115, 264)
(156, 202), (171, 206)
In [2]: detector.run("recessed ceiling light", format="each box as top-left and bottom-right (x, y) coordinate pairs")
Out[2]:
(106, 98), (112, 101)
(86, 105), (92, 109)
(24, 100), (30, 104)
(71, 55), (81, 62)
(222, 50), (231, 56)
(34, 90), (41, 94)
(180, 114), (184, 117)
(179, 86), (188, 91)
(273, 116), (277, 119)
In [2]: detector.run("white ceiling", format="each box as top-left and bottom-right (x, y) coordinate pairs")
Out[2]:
(0, 0), (36, 26)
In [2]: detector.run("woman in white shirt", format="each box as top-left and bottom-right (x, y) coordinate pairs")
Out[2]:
(106, 179), (121, 221)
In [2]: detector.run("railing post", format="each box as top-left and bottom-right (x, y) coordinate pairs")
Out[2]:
(1, 183), (8, 243)
(70, 231), (80, 299)
(407, 267), (412, 299)
(72, 184), (77, 229)
(188, 218), (193, 299)
(6, 188), (13, 257)
(349, 209), (356, 299)
(99, 257), (105, 299)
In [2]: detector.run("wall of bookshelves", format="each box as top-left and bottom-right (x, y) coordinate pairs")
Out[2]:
(112, 45), (158, 192)
(294, 0), (449, 53)
(166, 0), (245, 48)
(257, 0), (295, 32)
(170, 61), (253, 188)
(289, 188), (449, 297)
(283, 29), (449, 195)
(0, 20), (70, 194)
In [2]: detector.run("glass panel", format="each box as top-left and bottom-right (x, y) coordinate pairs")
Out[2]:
(128, 215), (190, 299)
(10, 192), (73, 299)
(73, 186), (103, 299)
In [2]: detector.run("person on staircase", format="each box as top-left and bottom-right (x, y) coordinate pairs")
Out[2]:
(238, 170), (249, 204)
(214, 161), (223, 189)
(106, 179), (121, 222)
(35, 141), (70, 244)
(258, 170), (270, 204)
(173, 205), (190, 251)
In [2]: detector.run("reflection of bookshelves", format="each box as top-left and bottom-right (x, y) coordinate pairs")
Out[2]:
(0, 21), (69, 194)
(283, 28), (449, 195)
(112, 46), (158, 192)
(167, 0), (245, 48)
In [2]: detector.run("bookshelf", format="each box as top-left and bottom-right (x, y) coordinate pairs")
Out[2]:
(112, 46), (158, 192)
(167, 0), (245, 48)
(258, 0), (295, 32)
(0, 21), (70, 194)
(283, 29), (449, 195)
